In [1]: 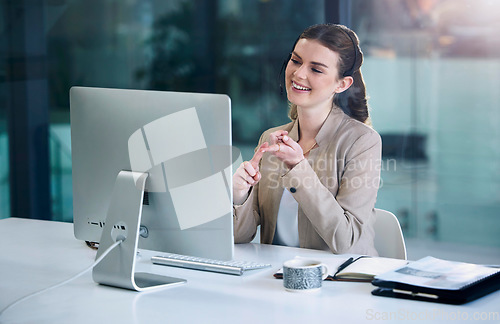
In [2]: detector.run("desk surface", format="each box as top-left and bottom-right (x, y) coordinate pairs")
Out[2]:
(0, 218), (499, 324)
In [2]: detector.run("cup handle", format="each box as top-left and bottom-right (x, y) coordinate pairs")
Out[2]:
(320, 264), (329, 280)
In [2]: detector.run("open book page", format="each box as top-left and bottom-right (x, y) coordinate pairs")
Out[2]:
(274, 256), (408, 281)
(374, 256), (500, 290)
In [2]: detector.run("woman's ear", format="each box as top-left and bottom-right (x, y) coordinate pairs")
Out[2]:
(335, 76), (354, 94)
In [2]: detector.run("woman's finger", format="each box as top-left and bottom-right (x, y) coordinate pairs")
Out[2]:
(268, 130), (288, 145)
(249, 142), (268, 168)
(243, 161), (258, 178)
(282, 135), (302, 153)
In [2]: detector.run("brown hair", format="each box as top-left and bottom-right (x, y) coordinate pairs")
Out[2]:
(287, 24), (371, 125)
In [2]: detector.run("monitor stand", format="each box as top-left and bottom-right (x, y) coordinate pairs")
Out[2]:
(92, 170), (186, 291)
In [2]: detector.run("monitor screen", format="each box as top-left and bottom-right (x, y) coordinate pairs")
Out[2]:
(70, 86), (237, 261)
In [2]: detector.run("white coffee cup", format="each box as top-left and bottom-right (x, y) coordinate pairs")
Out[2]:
(283, 259), (329, 292)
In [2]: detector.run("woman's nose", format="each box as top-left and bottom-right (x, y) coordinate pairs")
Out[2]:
(294, 65), (307, 79)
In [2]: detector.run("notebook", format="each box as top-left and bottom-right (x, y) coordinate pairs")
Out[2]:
(371, 256), (500, 304)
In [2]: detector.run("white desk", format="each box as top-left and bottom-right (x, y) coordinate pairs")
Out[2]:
(0, 218), (499, 324)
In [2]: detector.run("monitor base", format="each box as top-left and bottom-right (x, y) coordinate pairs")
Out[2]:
(92, 170), (186, 291)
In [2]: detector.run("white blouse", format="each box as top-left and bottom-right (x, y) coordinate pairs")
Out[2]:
(272, 188), (299, 247)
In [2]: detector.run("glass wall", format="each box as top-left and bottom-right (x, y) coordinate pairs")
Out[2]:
(0, 91), (7, 220)
(351, 0), (500, 247)
(0, 2), (9, 219)
(1, 0), (499, 249)
(1, 0), (325, 221)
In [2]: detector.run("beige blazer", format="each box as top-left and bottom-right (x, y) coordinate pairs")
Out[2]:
(233, 106), (381, 256)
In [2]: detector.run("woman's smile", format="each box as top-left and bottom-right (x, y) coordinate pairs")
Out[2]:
(291, 81), (311, 92)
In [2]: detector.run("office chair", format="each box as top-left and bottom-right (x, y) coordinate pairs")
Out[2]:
(373, 208), (407, 260)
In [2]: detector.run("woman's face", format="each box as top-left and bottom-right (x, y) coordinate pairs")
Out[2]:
(285, 38), (344, 112)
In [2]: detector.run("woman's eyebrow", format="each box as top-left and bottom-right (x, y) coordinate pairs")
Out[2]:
(292, 51), (329, 69)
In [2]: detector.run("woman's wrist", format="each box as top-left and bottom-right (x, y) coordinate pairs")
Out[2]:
(285, 156), (305, 170)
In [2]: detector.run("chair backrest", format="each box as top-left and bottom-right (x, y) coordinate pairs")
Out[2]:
(373, 208), (407, 260)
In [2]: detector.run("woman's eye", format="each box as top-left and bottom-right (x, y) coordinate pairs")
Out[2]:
(291, 58), (300, 65)
(312, 68), (323, 74)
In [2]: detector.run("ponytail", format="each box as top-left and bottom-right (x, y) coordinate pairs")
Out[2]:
(333, 69), (371, 125)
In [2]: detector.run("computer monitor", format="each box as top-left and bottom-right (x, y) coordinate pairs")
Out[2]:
(70, 86), (238, 290)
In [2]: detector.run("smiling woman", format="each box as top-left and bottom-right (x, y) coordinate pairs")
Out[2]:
(232, 24), (382, 256)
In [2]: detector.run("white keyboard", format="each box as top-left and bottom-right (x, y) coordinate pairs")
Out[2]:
(151, 253), (272, 276)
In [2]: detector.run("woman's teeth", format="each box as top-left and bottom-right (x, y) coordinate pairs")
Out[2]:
(292, 82), (311, 91)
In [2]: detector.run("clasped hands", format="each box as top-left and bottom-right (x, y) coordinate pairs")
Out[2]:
(233, 130), (305, 205)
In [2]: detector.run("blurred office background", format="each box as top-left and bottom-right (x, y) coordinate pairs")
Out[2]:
(1, 0), (499, 262)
